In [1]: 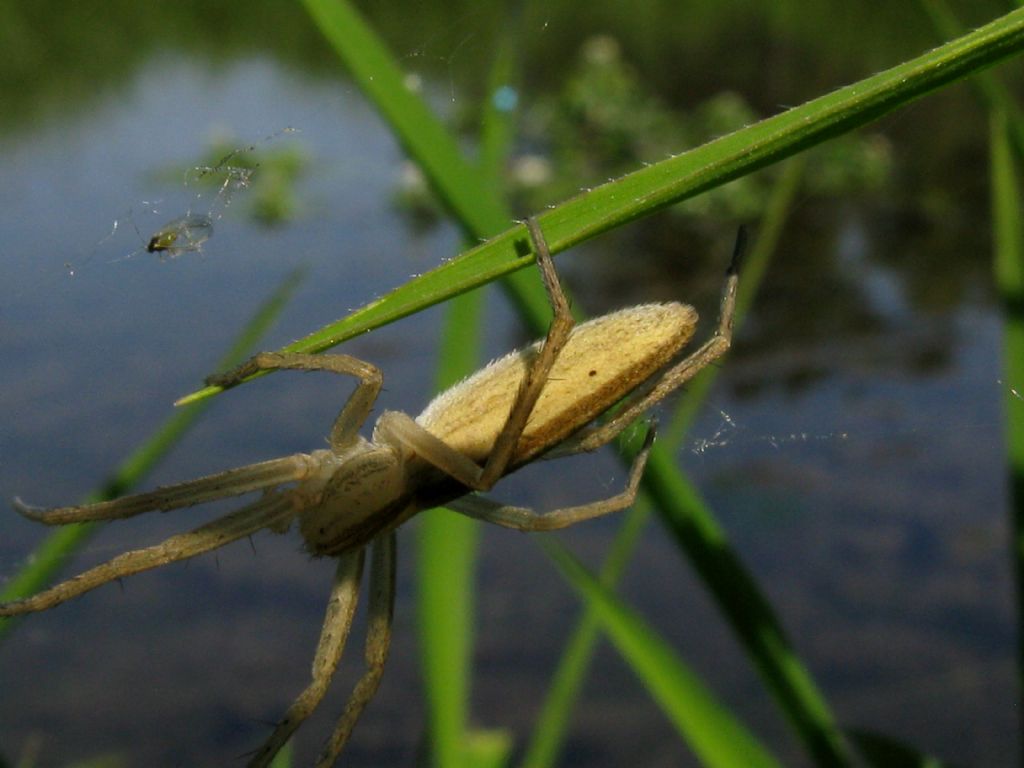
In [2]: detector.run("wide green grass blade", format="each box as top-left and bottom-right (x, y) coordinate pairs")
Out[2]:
(919, 0), (1024, 161)
(522, 159), (805, 768)
(181, 5), (1024, 407)
(299, 0), (507, 239)
(990, 104), (1024, 747)
(0, 268), (304, 642)
(540, 537), (783, 768)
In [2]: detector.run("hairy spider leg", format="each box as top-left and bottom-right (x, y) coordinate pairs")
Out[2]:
(0, 492), (295, 616)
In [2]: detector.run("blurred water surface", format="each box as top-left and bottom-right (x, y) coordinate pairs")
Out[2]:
(0, 3), (1018, 766)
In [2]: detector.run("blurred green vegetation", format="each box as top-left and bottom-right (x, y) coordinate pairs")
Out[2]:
(0, 0), (1010, 136)
(398, 34), (893, 226)
(152, 129), (311, 226)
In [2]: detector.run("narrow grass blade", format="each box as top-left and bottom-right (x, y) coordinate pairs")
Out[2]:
(0, 268), (304, 642)
(418, 291), (486, 768)
(990, 105), (1024, 749)
(519, 501), (652, 768)
(178, 5), (1024, 406)
(647, 447), (849, 766)
(540, 537), (783, 768)
(300, 0), (508, 239)
(417, 39), (519, 768)
(267, 739), (293, 768)
(918, 0), (1024, 162)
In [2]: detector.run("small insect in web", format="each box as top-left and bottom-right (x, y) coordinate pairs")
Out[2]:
(86, 205), (215, 267)
(66, 128), (298, 274)
(144, 212), (214, 258)
(1, 218), (743, 767)
(132, 150), (251, 261)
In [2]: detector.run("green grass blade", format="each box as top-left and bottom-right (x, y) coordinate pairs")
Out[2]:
(299, 0), (507, 238)
(179, 6), (1024, 407)
(540, 537), (783, 768)
(522, 159), (807, 768)
(646, 447), (849, 765)
(267, 738), (293, 768)
(918, 0), (1024, 162)
(417, 505), (481, 765)
(536, 5), (1024, 244)
(0, 268), (304, 643)
(519, 501), (653, 768)
(418, 291), (486, 767)
(417, 39), (519, 768)
(299, 3), (525, 762)
(990, 105), (1024, 749)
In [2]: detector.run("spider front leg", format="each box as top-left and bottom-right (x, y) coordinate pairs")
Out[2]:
(0, 491), (296, 616)
(206, 350), (383, 451)
(474, 217), (575, 490)
(552, 226), (743, 458)
(370, 218), (576, 493)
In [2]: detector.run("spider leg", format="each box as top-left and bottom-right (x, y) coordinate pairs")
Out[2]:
(247, 548), (366, 768)
(550, 230), (742, 457)
(317, 531), (396, 767)
(372, 218), (576, 493)
(206, 351), (382, 451)
(375, 410), (488, 489)
(13, 454), (316, 525)
(474, 217), (575, 490)
(0, 492), (295, 616)
(447, 422), (656, 531)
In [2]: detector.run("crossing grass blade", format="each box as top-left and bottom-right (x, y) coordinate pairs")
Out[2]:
(540, 537), (784, 768)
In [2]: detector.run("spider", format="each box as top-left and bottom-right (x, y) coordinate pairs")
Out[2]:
(1, 218), (741, 767)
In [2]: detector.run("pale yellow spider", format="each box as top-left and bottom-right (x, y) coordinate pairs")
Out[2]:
(1, 218), (741, 767)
